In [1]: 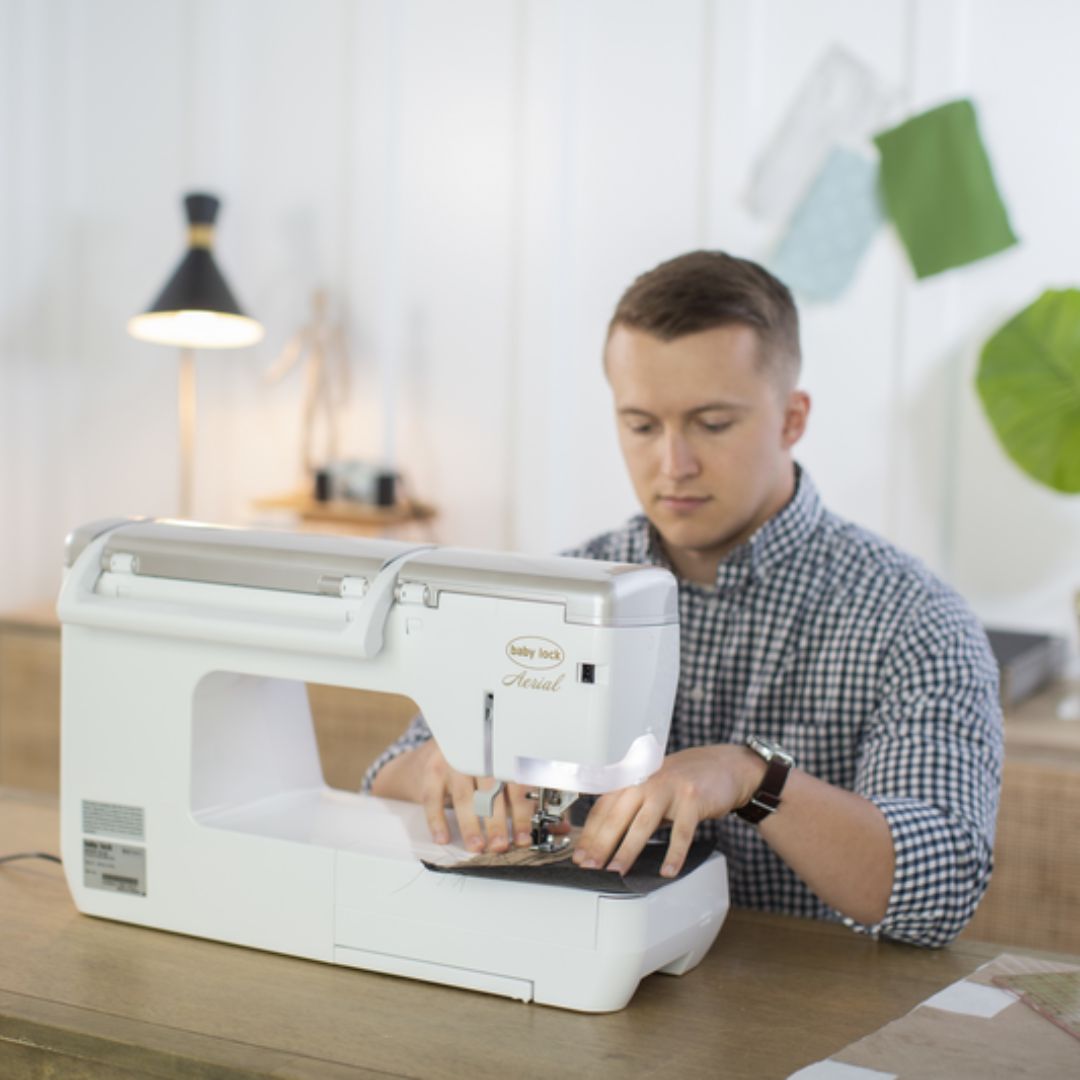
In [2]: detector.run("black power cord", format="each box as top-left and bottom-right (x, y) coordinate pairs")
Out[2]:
(0, 852), (62, 866)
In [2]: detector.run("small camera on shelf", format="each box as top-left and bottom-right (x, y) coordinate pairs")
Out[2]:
(313, 460), (398, 507)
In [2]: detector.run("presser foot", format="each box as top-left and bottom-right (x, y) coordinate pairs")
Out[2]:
(528, 787), (579, 853)
(530, 826), (571, 854)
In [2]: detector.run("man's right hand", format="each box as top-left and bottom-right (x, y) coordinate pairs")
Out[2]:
(370, 738), (536, 854)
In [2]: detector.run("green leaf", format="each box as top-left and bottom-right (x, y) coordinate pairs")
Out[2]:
(976, 289), (1080, 494)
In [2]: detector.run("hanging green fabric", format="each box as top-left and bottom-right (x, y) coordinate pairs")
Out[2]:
(874, 99), (1018, 279)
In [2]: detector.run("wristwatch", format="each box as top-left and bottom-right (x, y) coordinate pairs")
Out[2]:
(735, 735), (795, 824)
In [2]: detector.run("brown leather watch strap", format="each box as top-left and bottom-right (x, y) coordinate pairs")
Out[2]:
(735, 755), (792, 825)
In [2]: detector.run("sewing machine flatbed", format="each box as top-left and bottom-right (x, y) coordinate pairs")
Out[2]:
(57, 519), (730, 1012)
(204, 787), (726, 1009)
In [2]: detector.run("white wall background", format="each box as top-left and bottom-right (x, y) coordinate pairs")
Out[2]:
(1, 0), (1078, 651)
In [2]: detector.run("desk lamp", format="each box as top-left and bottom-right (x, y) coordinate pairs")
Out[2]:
(128, 192), (264, 518)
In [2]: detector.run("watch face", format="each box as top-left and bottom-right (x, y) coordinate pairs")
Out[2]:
(747, 735), (795, 768)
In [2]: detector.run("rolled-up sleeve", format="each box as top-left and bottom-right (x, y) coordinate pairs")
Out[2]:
(849, 592), (1003, 946)
(360, 712), (433, 792)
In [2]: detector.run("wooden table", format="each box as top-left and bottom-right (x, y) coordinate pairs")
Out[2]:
(0, 605), (61, 793)
(3, 789), (1077, 1079)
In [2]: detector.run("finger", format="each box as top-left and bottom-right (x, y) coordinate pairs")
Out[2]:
(572, 792), (616, 863)
(659, 811), (698, 878)
(574, 790), (617, 844)
(481, 783), (511, 853)
(420, 767), (452, 845)
(448, 772), (485, 853)
(506, 784), (534, 847)
(573, 789), (644, 869)
(416, 747), (451, 838)
(606, 801), (668, 875)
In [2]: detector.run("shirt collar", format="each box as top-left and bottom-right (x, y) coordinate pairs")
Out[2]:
(742, 463), (823, 582)
(641, 463), (823, 592)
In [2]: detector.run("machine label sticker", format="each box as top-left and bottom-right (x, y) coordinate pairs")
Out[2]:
(83, 840), (147, 897)
(82, 799), (145, 841)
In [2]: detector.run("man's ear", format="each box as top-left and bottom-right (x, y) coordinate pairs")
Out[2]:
(781, 390), (811, 448)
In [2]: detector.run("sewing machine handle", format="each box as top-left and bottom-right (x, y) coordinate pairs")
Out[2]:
(57, 531), (414, 662)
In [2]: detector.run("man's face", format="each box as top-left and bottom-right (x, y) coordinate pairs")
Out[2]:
(605, 323), (809, 583)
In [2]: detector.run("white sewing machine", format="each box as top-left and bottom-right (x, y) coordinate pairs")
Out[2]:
(57, 518), (729, 1012)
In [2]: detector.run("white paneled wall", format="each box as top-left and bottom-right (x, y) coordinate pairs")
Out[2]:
(1, 0), (1078, 648)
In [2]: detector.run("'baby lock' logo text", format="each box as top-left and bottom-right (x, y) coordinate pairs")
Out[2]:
(506, 636), (564, 670)
(504, 636), (566, 692)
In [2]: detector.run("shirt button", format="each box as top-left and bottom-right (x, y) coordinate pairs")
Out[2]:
(689, 685), (705, 702)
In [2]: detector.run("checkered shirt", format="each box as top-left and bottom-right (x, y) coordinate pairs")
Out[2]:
(364, 466), (1003, 946)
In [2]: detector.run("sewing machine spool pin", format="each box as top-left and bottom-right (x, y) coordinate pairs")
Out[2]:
(528, 787), (579, 853)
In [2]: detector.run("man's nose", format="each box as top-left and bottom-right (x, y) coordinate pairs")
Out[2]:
(660, 431), (700, 479)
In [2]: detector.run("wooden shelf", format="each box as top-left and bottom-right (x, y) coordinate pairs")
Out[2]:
(249, 491), (438, 540)
(251, 490), (436, 527)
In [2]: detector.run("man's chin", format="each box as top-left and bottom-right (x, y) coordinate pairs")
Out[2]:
(652, 518), (734, 556)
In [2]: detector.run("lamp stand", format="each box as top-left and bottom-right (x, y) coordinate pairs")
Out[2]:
(179, 347), (196, 518)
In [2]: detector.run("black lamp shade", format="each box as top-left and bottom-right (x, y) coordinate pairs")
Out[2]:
(128, 192), (263, 349)
(146, 247), (246, 319)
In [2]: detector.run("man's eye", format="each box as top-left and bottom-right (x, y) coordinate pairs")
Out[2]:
(700, 420), (733, 434)
(627, 422), (655, 435)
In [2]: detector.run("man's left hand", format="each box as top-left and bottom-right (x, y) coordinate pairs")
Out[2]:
(571, 744), (762, 878)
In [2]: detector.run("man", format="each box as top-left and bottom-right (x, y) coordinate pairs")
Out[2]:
(366, 251), (1003, 947)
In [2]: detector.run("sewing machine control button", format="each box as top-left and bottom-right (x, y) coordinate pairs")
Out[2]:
(578, 663), (608, 685)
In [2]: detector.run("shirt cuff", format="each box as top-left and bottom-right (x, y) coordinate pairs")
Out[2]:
(843, 796), (989, 947)
(360, 713), (433, 792)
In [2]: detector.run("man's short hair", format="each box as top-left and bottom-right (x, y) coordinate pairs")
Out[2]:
(606, 251), (801, 388)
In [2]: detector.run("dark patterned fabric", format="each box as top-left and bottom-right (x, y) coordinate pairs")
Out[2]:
(363, 466), (1003, 946)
